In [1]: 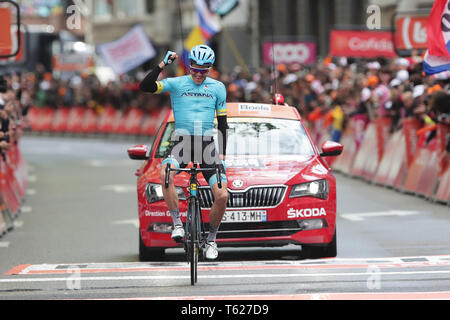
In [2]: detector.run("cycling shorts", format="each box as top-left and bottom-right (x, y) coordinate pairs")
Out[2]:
(161, 135), (227, 188)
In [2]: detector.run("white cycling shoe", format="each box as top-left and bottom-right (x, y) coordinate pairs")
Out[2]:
(171, 225), (185, 241)
(203, 242), (218, 260)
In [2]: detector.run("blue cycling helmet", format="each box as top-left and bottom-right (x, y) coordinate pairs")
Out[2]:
(189, 44), (215, 67)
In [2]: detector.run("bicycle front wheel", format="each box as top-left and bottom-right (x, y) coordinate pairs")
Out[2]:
(189, 201), (198, 286)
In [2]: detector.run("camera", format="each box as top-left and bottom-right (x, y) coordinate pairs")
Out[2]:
(0, 76), (7, 93)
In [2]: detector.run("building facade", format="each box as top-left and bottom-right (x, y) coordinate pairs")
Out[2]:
(11, 0), (436, 73)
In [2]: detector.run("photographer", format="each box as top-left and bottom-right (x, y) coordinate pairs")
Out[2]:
(0, 76), (11, 153)
(429, 90), (450, 126)
(0, 104), (11, 152)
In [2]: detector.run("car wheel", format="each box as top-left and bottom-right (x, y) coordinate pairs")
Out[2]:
(139, 232), (165, 261)
(302, 228), (337, 259)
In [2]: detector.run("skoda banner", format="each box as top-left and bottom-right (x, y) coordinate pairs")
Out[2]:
(205, 0), (239, 17)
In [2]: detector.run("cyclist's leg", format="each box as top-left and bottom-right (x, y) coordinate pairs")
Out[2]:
(208, 176), (228, 236)
(201, 144), (228, 242)
(163, 135), (192, 239)
(160, 155), (181, 212)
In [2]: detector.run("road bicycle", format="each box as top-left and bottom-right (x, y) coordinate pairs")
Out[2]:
(164, 162), (223, 285)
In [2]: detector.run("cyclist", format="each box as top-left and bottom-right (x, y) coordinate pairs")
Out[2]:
(140, 45), (228, 260)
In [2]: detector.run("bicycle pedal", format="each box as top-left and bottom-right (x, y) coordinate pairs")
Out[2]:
(173, 237), (184, 244)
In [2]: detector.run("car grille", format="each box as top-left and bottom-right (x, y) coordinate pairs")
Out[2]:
(198, 185), (286, 209)
(205, 221), (302, 239)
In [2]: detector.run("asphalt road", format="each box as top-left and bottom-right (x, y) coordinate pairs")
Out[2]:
(0, 135), (449, 304)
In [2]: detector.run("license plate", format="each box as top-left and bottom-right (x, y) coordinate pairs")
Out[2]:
(221, 210), (267, 223)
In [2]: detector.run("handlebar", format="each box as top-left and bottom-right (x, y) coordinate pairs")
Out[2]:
(164, 163), (223, 189)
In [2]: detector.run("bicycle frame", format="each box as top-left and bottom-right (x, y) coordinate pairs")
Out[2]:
(164, 162), (222, 285)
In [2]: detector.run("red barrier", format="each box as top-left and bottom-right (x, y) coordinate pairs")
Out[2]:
(51, 107), (71, 133)
(66, 106), (86, 133)
(331, 120), (357, 174)
(32, 107), (55, 132)
(116, 107), (144, 135)
(403, 124), (449, 197)
(0, 144), (28, 238)
(140, 108), (170, 136)
(373, 119), (422, 188)
(350, 122), (378, 180)
(435, 161), (450, 204)
(403, 119), (422, 167)
(309, 116), (331, 147)
(80, 108), (98, 134)
(375, 118), (392, 162)
(14, 144), (27, 199)
(27, 105), (173, 137)
(97, 106), (122, 135)
(97, 105), (117, 134)
(373, 129), (405, 186)
(0, 157), (20, 218)
(27, 106), (41, 131)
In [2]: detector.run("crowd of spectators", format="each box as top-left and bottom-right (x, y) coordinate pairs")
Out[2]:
(0, 74), (28, 156)
(219, 54), (449, 148)
(1, 52), (449, 153)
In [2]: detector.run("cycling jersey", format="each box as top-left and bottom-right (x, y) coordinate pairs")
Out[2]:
(155, 75), (227, 136)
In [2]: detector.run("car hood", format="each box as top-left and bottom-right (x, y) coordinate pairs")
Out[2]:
(145, 155), (330, 190)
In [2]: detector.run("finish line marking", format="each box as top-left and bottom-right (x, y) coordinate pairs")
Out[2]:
(2, 269), (450, 283)
(110, 291), (450, 300)
(5, 255), (450, 276)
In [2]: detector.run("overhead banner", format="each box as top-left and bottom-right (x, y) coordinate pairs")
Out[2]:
(0, 26), (24, 63)
(97, 25), (156, 75)
(0, 8), (12, 55)
(53, 54), (94, 71)
(262, 42), (316, 65)
(394, 14), (428, 51)
(330, 30), (396, 58)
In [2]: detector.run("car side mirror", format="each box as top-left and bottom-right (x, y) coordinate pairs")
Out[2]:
(127, 145), (150, 160)
(319, 141), (343, 157)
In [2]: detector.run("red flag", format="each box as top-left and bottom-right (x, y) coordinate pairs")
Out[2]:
(427, 0), (450, 58)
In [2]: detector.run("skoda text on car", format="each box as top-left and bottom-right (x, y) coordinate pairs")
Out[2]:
(128, 103), (343, 261)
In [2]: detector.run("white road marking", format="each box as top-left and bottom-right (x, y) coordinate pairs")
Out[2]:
(100, 184), (136, 193)
(26, 189), (36, 196)
(9, 255), (450, 275)
(1, 270), (450, 283)
(112, 219), (139, 228)
(13, 220), (24, 228)
(340, 210), (424, 221)
(0, 241), (10, 248)
(21, 206), (32, 214)
(27, 175), (37, 182)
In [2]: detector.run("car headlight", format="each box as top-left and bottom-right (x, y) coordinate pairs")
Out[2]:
(145, 183), (186, 203)
(289, 179), (329, 200)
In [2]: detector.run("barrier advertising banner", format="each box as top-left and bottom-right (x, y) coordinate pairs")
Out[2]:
(330, 30), (396, 58)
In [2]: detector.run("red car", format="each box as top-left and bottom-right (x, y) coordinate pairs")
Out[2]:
(128, 103), (343, 261)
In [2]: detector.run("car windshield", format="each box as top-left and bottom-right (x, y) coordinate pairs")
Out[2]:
(155, 117), (315, 158)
